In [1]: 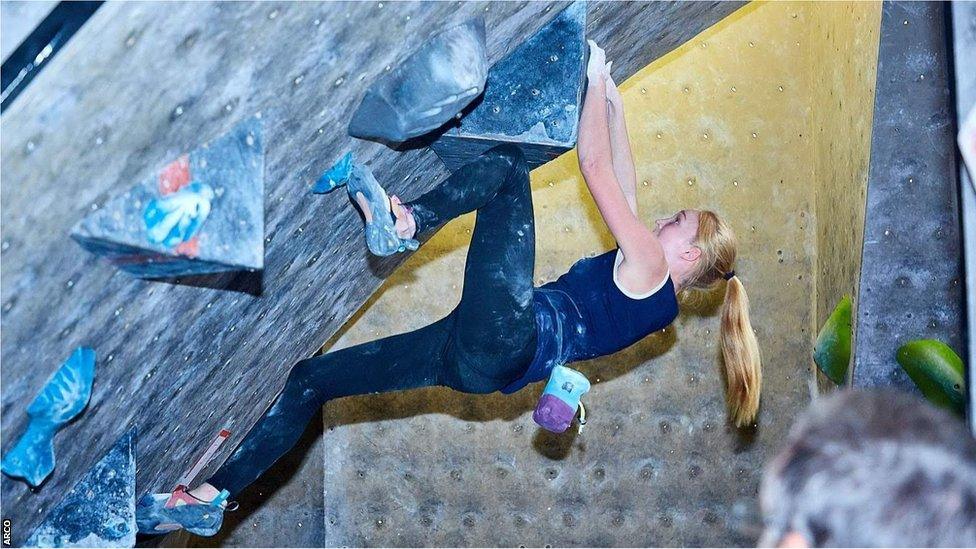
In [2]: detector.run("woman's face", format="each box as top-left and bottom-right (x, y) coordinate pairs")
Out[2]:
(654, 209), (702, 264)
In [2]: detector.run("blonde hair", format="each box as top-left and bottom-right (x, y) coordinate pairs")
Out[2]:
(684, 210), (762, 427)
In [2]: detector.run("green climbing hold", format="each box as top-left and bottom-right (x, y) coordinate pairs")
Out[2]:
(896, 339), (966, 416)
(813, 295), (852, 385)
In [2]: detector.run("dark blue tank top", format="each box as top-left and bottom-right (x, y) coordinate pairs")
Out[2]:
(500, 248), (679, 394)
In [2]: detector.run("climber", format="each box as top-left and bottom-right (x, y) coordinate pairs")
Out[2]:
(136, 40), (761, 536)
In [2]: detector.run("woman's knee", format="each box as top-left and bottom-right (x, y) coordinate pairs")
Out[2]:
(486, 144), (528, 179)
(485, 143), (525, 166)
(445, 360), (507, 394)
(479, 144), (529, 198)
(450, 340), (534, 394)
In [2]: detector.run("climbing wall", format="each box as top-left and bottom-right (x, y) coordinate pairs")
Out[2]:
(808, 4), (883, 387)
(0, 1), (742, 545)
(853, 2), (966, 390)
(322, 2), (882, 546)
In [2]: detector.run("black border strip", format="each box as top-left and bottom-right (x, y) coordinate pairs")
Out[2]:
(0, 1), (102, 113)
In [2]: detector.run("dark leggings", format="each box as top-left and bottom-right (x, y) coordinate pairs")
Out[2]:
(208, 144), (537, 496)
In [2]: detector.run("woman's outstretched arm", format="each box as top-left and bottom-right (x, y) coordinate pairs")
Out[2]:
(605, 70), (639, 215)
(577, 41), (667, 290)
(576, 41), (638, 243)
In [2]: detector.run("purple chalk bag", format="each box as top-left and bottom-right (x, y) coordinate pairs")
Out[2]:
(533, 365), (591, 433)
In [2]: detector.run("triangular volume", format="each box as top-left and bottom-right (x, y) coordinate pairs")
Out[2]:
(431, 1), (587, 171)
(26, 429), (137, 548)
(70, 116), (265, 279)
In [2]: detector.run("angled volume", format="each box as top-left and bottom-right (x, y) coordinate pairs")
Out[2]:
(70, 116), (265, 279)
(431, 1), (587, 171)
(25, 429), (137, 548)
(348, 19), (488, 144)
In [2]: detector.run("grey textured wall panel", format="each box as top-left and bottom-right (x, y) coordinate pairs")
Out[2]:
(951, 2), (976, 430)
(854, 1), (965, 389)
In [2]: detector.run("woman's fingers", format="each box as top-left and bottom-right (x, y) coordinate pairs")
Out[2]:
(604, 70), (622, 107)
(591, 41), (605, 63)
(586, 39), (606, 78)
(605, 69), (616, 90)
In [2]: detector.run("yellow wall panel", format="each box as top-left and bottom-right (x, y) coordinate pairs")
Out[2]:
(807, 2), (882, 388)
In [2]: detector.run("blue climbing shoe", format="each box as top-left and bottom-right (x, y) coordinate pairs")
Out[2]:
(136, 488), (236, 537)
(347, 164), (419, 256)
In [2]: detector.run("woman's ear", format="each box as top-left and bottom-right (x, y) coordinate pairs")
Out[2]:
(777, 531), (810, 548)
(681, 246), (702, 263)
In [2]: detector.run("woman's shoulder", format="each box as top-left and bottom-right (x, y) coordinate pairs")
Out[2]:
(612, 248), (673, 301)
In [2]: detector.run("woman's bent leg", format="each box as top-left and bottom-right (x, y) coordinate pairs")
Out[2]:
(453, 146), (536, 381)
(207, 317), (453, 496)
(406, 144), (537, 382)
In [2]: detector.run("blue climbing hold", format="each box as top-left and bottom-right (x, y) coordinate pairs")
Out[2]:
(312, 152), (355, 194)
(2, 348), (96, 488)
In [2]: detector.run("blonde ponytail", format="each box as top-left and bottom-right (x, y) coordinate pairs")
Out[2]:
(720, 276), (762, 427)
(686, 211), (763, 427)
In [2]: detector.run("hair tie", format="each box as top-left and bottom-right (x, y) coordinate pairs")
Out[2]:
(723, 270), (736, 281)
